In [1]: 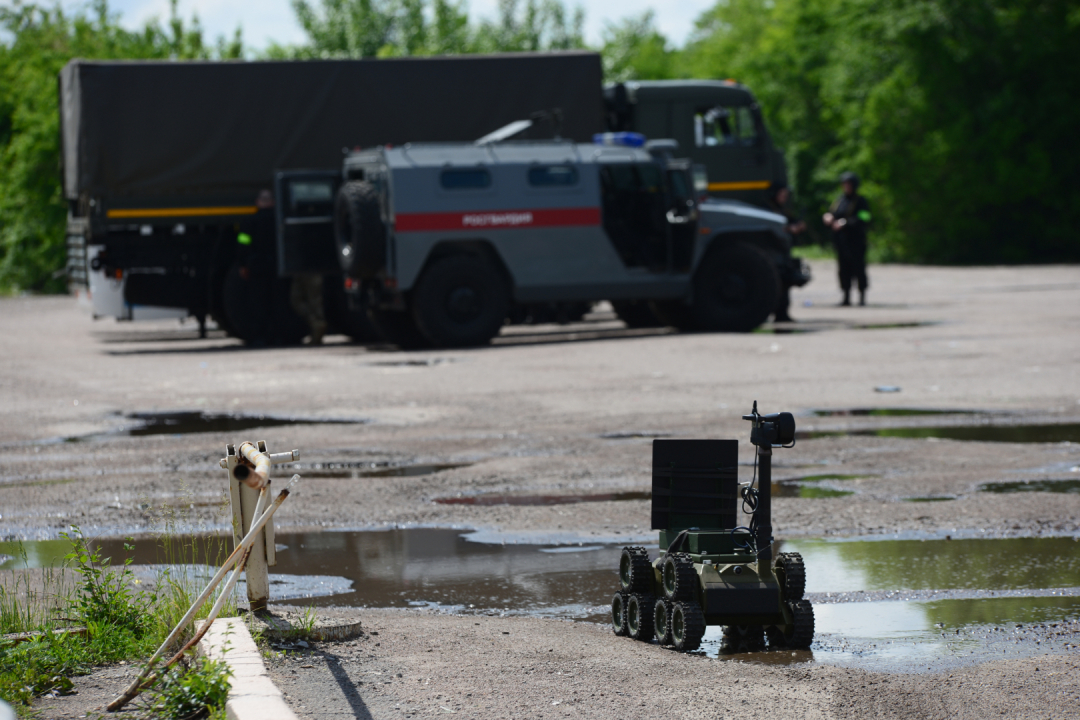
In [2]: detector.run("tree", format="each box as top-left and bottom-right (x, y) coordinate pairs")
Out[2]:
(0, 0), (242, 293)
(600, 11), (675, 82)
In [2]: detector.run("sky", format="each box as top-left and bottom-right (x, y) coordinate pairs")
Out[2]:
(52, 0), (714, 51)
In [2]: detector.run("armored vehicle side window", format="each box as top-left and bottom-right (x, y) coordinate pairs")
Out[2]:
(288, 180), (335, 217)
(694, 106), (757, 147)
(600, 163), (669, 269)
(441, 169), (491, 189)
(527, 165), (578, 187)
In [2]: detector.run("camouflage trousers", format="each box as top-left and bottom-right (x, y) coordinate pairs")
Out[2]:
(290, 274), (326, 343)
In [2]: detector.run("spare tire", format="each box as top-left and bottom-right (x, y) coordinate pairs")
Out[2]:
(334, 181), (385, 278)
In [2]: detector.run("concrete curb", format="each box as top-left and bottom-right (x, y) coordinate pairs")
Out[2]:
(198, 617), (298, 720)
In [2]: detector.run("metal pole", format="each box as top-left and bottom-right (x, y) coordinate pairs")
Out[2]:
(756, 443), (772, 562)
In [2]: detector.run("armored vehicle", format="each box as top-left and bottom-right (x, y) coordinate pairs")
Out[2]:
(318, 135), (801, 348)
(611, 403), (814, 652)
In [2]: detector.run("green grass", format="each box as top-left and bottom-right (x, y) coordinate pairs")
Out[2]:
(1, 500), (239, 718)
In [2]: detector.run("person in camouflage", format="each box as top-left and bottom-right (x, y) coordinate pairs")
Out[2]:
(823, 172), (871, 306)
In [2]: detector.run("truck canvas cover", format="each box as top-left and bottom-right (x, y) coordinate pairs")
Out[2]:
(60, 52), (604, 207)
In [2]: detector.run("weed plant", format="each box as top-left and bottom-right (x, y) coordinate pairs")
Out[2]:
(1, 488), (240, 718)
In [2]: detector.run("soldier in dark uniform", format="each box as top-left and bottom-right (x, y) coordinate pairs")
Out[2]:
(769, 183), (808, 322)
(823, 171), (870, 306)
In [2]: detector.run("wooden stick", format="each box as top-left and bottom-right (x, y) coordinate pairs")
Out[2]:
(107, 481), (294, 712)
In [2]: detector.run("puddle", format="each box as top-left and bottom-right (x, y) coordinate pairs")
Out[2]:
(364, 357), (457, 367)
(434, 491), (651, 506)
(851, 321), (941, 330)
(5, 531), (1079, 670)
(811, 408), (979, 417)
(62, 412), (366, 442)
(798, 422), (1080, 444)
(772, 483), (854, 499)
(599, 431), (672, 439)
(980, 479), (1080, 494)
(903, 496), (956, 502)
(295, 462), (471, 479)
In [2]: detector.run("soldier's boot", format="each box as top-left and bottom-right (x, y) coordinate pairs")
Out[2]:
(840, 290), (851, 307)
(859, 290), (866, 306)
(309, 320), (327, 346)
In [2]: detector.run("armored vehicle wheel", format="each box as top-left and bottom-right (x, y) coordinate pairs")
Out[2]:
(335, 181), (386, 278)
(669, 601), (705, 652)
(612, 300), (664, 329)
(661, 553), (697, 602)
(625, 593), (655, 642)
(721, 624), (766, 653)
(774, 551), (806, 602)
(368, 308), (431, 350)
(653, 598), (672, 645)
(411, 254), (510, 347)
(767, 599), (815, 650)
(619, 547), (653, 594)
(691, 241), (780, 332)
(611, 592), (629, 637)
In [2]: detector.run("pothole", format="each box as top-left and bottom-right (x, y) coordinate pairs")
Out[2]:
(599, 431), (673, 439)
(64, 412), (367, 442)
(797, 422), (1080, 444)
(364, 357), (458, 367)
(294, 462), (472, 479)
(810, 408), (980, 417)
(434, 491), (651, 506)
(980, 479), (1080, 494)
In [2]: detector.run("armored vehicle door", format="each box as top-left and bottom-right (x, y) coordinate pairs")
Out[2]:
(274, 170), (341, 277)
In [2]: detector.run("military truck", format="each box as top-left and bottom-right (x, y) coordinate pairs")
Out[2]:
(316, 134), (795, 348)
(61, 53), (805, 344)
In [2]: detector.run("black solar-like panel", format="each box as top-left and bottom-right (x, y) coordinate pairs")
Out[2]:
(651, 439), (739, 531)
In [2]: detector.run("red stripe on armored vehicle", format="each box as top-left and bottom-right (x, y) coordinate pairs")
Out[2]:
(396, 207), (601, 232)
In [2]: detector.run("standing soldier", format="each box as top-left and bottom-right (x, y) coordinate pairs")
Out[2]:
(823, 172), (871, 306)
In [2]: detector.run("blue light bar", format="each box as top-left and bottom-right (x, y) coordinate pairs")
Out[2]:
(593, 132), (646, 148)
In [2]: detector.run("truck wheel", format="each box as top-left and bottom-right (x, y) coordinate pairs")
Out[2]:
(774, 552), (806, 602)
(653, 598), (672, 645)
(368, 308), (431, 350)
(335, 181), (385, 278)
(691, 241), (780, 332)
(618, 547), (653, 594)
(626, 593), (655, 642)
(611, 592), (628, 637)
(612, 300), (665, 329)
(222, 258), (307, 346)
(670, 601), (705, 652)
(767, 599), (815, 650)
(722, 624), (765, 653)
(411, 254), (509, 348)
(661, 553), (697, 602)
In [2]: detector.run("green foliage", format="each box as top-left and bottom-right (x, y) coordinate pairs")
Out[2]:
(61, 528), (149, 633)
(274, 0), (584, 58)
(600, 11), (675, 82)
(0, 0), (243, 295)
(144, 655), (232, 720)
(682, 0), (1080, 263)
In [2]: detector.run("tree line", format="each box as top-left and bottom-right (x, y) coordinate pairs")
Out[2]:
(1, 0), (1077, 292)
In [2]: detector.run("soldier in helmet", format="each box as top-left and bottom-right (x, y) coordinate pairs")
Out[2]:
(823, 172), (871, 306)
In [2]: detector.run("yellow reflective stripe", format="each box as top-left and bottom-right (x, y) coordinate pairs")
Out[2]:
(106, 206), (258, 219)
(707, 180), (772, 191)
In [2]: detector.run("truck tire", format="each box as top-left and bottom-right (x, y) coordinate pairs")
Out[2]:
(612, 300), (665, 329)
(691, 241), (780, 332)
(334, 181), (385, 278)
(221, 257), (307, 346)
(411, 254), (509, 348)
(367, 308), (431, 350)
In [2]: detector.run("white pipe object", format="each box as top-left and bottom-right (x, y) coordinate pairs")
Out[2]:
(238, 441), (271, 488)
(107, 478), (297, 712)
